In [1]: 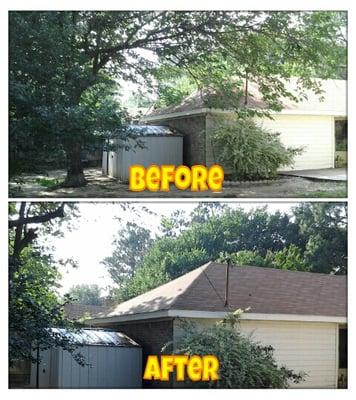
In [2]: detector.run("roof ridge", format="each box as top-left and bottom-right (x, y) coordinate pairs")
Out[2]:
(169, 261), (214, 308)
(214, 262), (344, 278)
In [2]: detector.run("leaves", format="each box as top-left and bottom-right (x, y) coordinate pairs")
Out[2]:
(213, 119), (303, 180)
(173, 312), (306, 388)
(113, 203), (346, 301)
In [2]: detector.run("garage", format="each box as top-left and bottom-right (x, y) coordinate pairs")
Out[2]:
(143, 78), (346, 172)
(259, 114), (335, 171)
(239, 320), (339, 388)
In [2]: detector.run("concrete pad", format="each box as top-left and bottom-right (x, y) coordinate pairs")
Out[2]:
(280, 168), (347, 182)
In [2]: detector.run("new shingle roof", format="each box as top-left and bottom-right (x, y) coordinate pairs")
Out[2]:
(96, 262), (347, 319)
(145, 78), (346, 119)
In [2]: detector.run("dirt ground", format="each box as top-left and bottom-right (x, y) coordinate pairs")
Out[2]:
(9, 167), (347, 198)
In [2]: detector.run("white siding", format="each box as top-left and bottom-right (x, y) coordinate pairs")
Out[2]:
(105, 136), (183, 181)
(173, 318), (338, 388)
(30, 346), (142, 388)
(258, 115), (335, 171)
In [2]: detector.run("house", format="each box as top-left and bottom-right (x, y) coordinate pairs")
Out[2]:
(142, 78), (347, 173)
(89, 261), (347, 389)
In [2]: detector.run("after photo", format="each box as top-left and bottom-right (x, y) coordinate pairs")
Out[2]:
(8, 201), (347, 388)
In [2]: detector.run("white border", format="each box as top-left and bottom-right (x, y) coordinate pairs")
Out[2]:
(1, 1), (353, 400)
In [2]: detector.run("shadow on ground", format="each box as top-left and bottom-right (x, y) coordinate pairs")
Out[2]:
(9, 168), (347, 198)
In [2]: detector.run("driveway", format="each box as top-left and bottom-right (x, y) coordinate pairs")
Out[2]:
(280, 168), (347, 181)
(9, 168), (347, 198)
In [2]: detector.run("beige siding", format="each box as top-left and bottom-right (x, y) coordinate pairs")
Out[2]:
(205, 113), (335, 172)
(173, 318), (338, 388)
(258, 115), (335, 171)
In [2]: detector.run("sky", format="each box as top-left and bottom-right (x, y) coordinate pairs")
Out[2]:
(45, 201), (300, 295)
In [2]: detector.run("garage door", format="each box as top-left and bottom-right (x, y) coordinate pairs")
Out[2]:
(240, 320), (338, 388)
(259, 115), (334, 171)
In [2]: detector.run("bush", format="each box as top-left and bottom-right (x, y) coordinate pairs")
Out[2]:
(213, 120), (302, 180)
(171, 311), (306, 388)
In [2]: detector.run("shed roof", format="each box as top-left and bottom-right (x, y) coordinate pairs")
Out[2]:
(144, 78), (346, 121)
(49, 328), (140, 347)
(120, 124), (182, 137)
(95, 262), (347, 320)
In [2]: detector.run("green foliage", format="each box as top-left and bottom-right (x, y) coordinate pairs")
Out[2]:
(172, 311), (305, 388)
(293, 203), (347, 274)
(9, 11), (346, 184)
(35, 177), (61, 189)
(222, 245), (309, 272)
(116, 206), (305, 301)
(153, 66), (197, 108)
(102, 222), (154, 288)
(154, 11), (346, 116)
(9, 247), (84, 366)
(9, 202), (83, 366)
(67, 284), (103, 306)
(113, 203), (347, 301)
(213, 120), (302, 180)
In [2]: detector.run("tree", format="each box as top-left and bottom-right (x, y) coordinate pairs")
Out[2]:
(67, 284), (103, 306)
(154, 11), (346, 117)
(116, 206), (305, 300)
(10, 11), (346, 186)
(9, 11), (237, 185)
(293, 203), (347, 274)
(102, 222), (153, 288)
(221, 245), (309, 272)
(171, 311), (305, 388)
(8, 202), (82, 366)
(115, 203), (346, 301)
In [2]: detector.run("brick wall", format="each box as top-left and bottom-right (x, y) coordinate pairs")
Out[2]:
(152, 116), (206, 166)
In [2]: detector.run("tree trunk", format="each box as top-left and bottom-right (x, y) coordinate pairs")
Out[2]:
(62, 142), (87, 187)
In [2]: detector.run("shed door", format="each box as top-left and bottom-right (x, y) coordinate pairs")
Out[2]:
(30, 349), (51, 388)
(240, 320), (338, 388)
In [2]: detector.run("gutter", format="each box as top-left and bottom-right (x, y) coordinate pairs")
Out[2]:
(142, 108), (347, 122)
(88, 309), (347, 325)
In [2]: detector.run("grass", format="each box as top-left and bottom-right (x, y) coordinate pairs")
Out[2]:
(35, 177), (62, 189)
(295, 188), (347, 198)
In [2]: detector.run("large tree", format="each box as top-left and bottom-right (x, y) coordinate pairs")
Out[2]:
(293, 202), (347, 274)
(114, 203), (347, 301)
(9, 11), (346, 186)
(8, 202), (82, 366)
(102, 222), (153, 288)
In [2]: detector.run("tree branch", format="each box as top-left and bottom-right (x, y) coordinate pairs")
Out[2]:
(9, 204), (65, 229)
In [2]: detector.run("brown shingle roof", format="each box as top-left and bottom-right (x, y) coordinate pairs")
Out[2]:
(99, 262), (346, 319)
(145, 78), (346, 119)
(64, 303), (113, 321)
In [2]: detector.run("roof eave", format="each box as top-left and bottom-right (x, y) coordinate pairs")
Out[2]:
(88, 309), (347, 325)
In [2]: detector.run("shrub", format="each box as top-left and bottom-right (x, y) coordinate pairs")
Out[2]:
(213, 120), (302, 180)
(171, 311), (306, 388)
